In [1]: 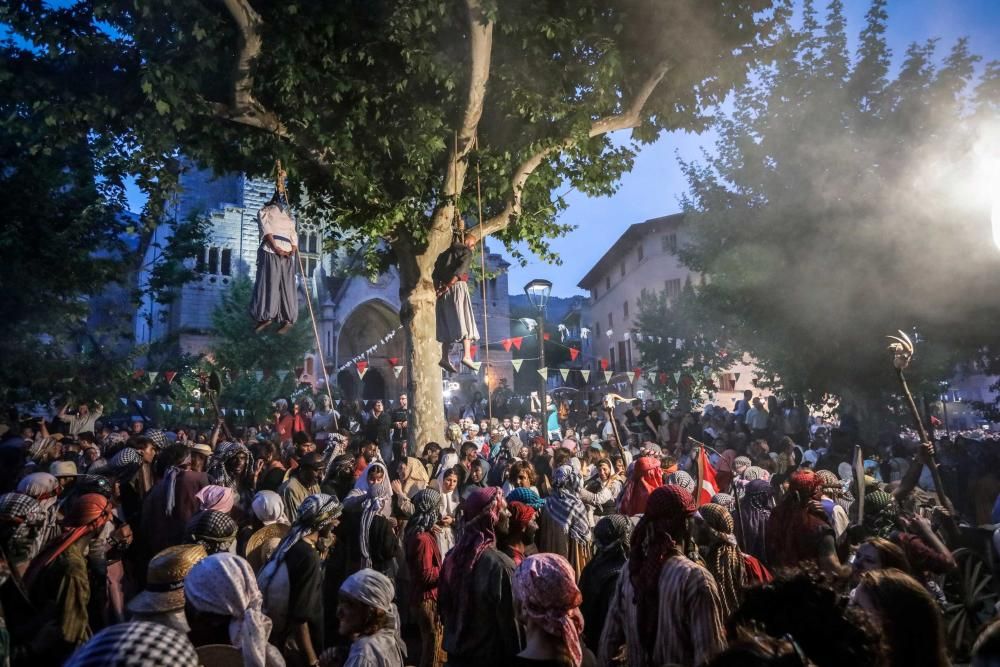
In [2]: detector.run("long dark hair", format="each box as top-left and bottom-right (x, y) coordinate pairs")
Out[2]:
(857, 568), (950, 667)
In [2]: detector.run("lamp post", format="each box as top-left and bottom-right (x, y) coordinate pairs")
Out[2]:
(524, 279), (553, 436)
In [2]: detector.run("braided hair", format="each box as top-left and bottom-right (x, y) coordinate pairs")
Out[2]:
(698, 502), (745, 618)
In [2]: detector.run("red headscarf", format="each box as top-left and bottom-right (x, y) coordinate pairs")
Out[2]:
(765, 470), (829, 568)
(618, 457), (663, 516)
(629, 485), (696, 650)
(507, 500), (536, 533)
(24, 493), (114, 586)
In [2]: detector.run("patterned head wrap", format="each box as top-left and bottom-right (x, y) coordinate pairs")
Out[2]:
(863, 490), (898, 539)
(787, 470), (824, 503)
(251, 490), (288, 526)
(506, 487), (544, 511)
(16, 472), (60, 508)
(507, 501), (537, 534)
(0, 493), (44, 528)
(65, 621), (199, 667)
(742, 466), (770, 482)
(195, 485), (236, 514)
(546, 465), (590, 545)
(440, 487), (502, 617)
(734, 456), (752, 473)
(108, 447), (143, 482)
(697, 503), (736, 543)
(667, 470), (697, 494)
(745, 479), (773, 511)
(405, 488), (443, 541)
(629, 485), (695, 647)
(208, 442), (252, 489)
(185, 510), (238, 554)
(593, 513), (632, 554)
(358, 461), (392, 568)
(0, 492), (45, 563)
(145, 429), (169, 450)
(260, 493), (342, 593)
(696, 502), (744, 617)
(185, 553), (276, 667)
(815, 469), (843, 497)
(513, 554), (585, 667)
(163, 448), (192, 517)
(711, 492), (736, 513)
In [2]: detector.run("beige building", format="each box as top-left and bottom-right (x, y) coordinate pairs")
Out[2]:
(576, 213), (758, 409)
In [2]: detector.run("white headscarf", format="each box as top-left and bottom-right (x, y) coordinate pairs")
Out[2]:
(184, 553), (284, 667)
(252, 491), (288, 526)
(340, 568), (406, 659)
(434, 451), (460, 490)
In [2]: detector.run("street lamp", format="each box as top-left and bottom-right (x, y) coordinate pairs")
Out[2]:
(524, 278), (553, 437)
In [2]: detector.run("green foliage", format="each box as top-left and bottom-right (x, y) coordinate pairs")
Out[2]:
(633, 279), (735, 408)
(677, 0), (1000, 416)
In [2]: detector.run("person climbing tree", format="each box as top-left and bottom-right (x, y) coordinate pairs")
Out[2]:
(434, 234), (479, 373)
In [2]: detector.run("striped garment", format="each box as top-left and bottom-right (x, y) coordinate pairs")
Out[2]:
(599, 553), (726, 667)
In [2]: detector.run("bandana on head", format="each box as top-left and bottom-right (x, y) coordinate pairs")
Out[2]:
(711, 492), (736, 513)
(593, 513), (632, 553)
(506, 486), (544, 511)
(340, 568), (408, 660)
(186, 510), (238, 554)
(440, 487), (502, 618)
(251, 491), (288, 526)
(863, 489), (898, 539)
(513, 554), (585, 667)
(667, 470), (696, 494)
(507, 501), (536, 533)
(65, 620), (199, 667)
(405, 488), (443, 540)
(208, 442), (252, 489)
(24, 493), (114, 586)
(618, 456), (663, 516)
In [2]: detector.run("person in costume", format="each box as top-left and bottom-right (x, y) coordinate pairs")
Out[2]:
(251, 181), (299, 335)
(434, 234), (480, 372)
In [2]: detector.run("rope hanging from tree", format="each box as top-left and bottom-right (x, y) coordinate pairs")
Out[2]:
(273, 160), (338, 430)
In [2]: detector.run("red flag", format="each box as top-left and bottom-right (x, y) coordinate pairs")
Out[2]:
(132, 369), (145, 380)
(164, 371), (177, 384)
(388, 357), (399, 367)
(569, 347), (580, 361)
(543, 333), (551, 341)
(697, 447), (720, 506)
(511, 337), (523, 350)
(658, 372), (668, 385)
(600, 358), (609, 371)
(357, 360), (368, 374)
(501, 339), (513, 352)
(632, 367), (642, 383)
(469, 344), (478, 359)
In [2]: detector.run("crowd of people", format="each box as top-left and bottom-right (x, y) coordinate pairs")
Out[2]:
(1, 390), (1000, 667)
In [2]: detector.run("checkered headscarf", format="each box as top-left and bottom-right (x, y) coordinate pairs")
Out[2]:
(65, 620), (198, 666)
(0, 492), (44, 525)
(108, 447), (143, 482)
(405, 488), (443, 540)
(145, 429), (168, 450)
(186, 510), (238, 554)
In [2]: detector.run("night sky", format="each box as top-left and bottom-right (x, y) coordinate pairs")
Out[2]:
(504, 0), (1000, 297)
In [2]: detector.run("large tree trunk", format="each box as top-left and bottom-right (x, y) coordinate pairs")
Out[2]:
(396, 224), (452, 452)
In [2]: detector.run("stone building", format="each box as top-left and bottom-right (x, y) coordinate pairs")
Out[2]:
(134, 167), (512, 402)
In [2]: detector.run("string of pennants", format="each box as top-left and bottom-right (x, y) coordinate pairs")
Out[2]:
(115, 397), (254, 417)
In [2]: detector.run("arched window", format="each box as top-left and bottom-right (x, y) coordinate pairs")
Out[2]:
(208, 247), (219, 274)
(221, 248), (232, 276)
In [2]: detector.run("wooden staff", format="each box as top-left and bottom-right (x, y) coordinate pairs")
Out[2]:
(886, 330), (955, 515)
(602, 393), (629, 464)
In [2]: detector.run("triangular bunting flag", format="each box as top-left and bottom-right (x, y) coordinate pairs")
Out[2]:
(160, 403), (167, 411)
(189, 406), (195, 414)
(603, 370), (613, 383)
(392, 366), (404, 378)
(569, 347), (579, 361)
(606, 329), (613, 339)
(581, 370), (591, 382)
(632, 368), (642, 383)
(277, 370), (289, 381)
(469, 344), (478, 359)
(199, 407), (206, 415)
(221, 408), (227, 416)
(135, 400), (143, 409)
(559, 368), (569, 381)
(600, 358), (609, 371)
(357, 360), (368, 380)
(543, 333), (551, 341)
(501, 338), (513, 352)
(148, 371), (159, 382)
(470, 361), (482, 373)
(511, 337), (523, 350)
(164, 371), (177, 384)
(673, 371), (682, 384)
(537, 367), (548, 380)
(567, 399), (573, 406)
(133, 369), (145, 380)
(119, 397), (128, 406)
(254, 370), (264, 382)
(511, 359), (523, 372)
(734, 372), (741, 383)
(388, 357), (399, 367)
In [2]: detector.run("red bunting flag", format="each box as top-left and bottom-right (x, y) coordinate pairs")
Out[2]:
(543, 333), (551, 341)
(133, 369), (145, 380)
(569, 347), (580, 361)
(357, 360), (368, 372)
(632, 367), (642, 383)
(164, 371), (177, 384)
(388, 357), (399, 367)
(469, 344), (478, 359)
(659, 372), (668, 385)
(511, 337), (523, 350)
(600, 358), (609, 371)
(501, 339), (513, 352)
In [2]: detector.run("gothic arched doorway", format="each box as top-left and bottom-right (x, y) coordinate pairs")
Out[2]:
(337, 299), (406, 400)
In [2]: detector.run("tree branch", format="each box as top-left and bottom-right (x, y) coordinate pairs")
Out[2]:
(214, 0), (289, 137)
(471, 60), (671, 241)
(428, 0), (493, 240)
